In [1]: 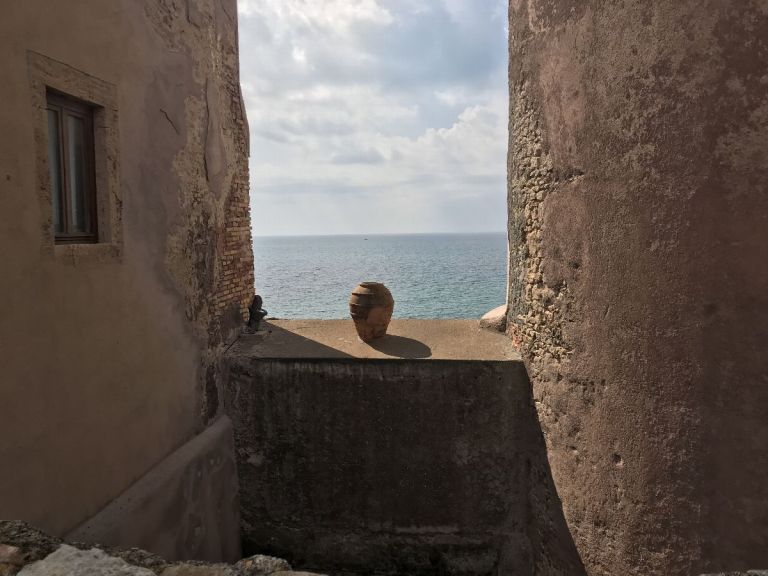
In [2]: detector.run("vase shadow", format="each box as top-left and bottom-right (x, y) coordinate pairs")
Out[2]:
(366, 334), (432, 359)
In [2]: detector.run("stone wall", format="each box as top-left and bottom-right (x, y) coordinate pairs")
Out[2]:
(506, 1), (768, 575)
(0, 0), (252, 541)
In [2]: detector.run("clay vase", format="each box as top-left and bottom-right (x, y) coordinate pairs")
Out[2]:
(349, 282), (394, 342)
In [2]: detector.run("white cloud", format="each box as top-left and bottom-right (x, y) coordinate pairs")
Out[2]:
(238, 0), (509, 236)
(238, 0), (393, 32)
(291, 45), (307, 64)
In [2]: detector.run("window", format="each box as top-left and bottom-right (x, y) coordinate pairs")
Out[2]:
(29, 52), (122, 258)
(46, 91), (98, 244)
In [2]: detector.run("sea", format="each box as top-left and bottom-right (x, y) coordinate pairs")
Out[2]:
(253, 232), (507, 319)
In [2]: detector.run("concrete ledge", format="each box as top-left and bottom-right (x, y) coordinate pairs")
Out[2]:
(222, 320), (580, 575)
(229, 319), (520, 361)
(67, 417), (240, 563)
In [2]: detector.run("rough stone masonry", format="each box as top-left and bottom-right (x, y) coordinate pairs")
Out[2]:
(0, 521), (319, 576)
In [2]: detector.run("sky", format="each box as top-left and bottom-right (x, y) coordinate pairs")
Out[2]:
(237, 0), (509, 236)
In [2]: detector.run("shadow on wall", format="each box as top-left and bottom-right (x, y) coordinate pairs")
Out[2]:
(509, 397), (587, 575)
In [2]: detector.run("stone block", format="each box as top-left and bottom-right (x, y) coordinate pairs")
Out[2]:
(18, 545), (155, 576)
(0, 545), (24, 567)
(235, 555), (291, 575)
(479, 305), (507, 332)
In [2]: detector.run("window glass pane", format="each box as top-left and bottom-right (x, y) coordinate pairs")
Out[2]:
(66, 114), (90, 234)
(47, 109), (64, 235)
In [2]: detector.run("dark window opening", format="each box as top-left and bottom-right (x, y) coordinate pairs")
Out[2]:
(46, 90), (98, 244)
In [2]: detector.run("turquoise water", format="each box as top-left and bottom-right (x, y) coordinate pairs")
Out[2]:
(253, 233), (508, 319)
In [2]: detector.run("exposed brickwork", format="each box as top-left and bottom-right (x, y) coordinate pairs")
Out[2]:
(147, 0), (254, 422)
(216, 193), (253, 317)
(212, 10), (255, 334)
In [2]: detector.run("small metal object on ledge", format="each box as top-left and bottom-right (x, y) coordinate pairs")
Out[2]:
(244, 295), (267, 333)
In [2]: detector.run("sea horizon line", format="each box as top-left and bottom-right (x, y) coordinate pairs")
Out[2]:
(252, 230), (507, 239)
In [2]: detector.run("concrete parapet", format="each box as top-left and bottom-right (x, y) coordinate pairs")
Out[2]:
(67, 417), (241, 563)
(224, 320), (582, 575)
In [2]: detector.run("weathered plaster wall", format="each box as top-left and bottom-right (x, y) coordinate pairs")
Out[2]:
(506, 1), (768, 575)
(0, 0), (252, 540)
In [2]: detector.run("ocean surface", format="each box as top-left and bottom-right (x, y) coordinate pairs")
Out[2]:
(253, 233), (507, 319)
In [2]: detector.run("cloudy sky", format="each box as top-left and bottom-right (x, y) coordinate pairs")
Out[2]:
(237, 0), (509, 236)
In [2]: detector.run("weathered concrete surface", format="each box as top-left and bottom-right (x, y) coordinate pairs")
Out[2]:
(0, 0), (252, 537)
(230, 319), (521, 361)
(224, 320), (583, 576)
(68, 417), (240, 563)
(506, 1), (768, 575)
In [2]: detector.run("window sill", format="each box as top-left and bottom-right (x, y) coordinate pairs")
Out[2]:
(52, 241), (122, 265)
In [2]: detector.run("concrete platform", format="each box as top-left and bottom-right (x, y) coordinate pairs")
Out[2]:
(229, 319), (519, 361)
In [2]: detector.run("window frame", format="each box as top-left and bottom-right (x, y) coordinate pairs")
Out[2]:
(46, 90), (99, 245)
(29, 50), (123, 261)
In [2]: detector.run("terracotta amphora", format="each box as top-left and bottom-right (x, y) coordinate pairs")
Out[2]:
(349, 282), (394, 342)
